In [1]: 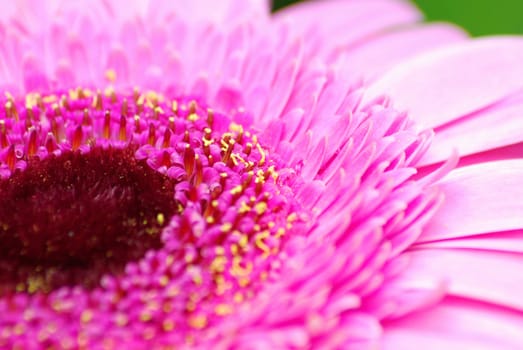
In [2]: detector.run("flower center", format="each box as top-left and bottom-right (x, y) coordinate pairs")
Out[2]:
(0, 88), (305, 336)
(0, 146), (177, 295)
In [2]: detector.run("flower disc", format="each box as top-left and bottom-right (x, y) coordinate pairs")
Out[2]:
(0, 88), (306, 347)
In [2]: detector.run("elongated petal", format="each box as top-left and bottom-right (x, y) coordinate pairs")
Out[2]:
(365, 37), (523, 128)
(408, 249), (523, 310)
(421, 92), (523, 165)
(421, 160), (523, 241)
(383, 298), (523, 350)
(275, 0), (421, 56)
(343, 23), (467, 82)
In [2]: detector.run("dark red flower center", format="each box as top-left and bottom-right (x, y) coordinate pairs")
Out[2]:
(0, 146), (177, 295)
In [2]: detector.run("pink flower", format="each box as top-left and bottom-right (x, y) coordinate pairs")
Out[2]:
(0, 0), (522, 348)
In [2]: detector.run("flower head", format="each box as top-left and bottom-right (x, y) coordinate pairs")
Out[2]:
(1, 0), (523, 349)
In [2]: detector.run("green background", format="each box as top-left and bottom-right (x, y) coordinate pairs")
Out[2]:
(273, 0), (523, 36)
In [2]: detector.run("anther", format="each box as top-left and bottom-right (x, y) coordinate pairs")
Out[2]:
(93, 91), (103, 110)
(0, 121), (9, 148)
(52, 104), (61, 117)
(206, 108), (214, 127)
(134, 115), (141, 133)
(44, 132), (58, 153)
(60, 95), (70, 110)
(194, 155), (203, 186)
(183, 145), (195, 177)
(121, 99), (128, 117)
(162, 128), (171, 148)
(103, 110), (111, 139)
(161, 150), (171, 167)
(189, 101), (197, 115)
(243, 142), (252, 156)
(154, 106), (163, 120)
(6, 144), (16, 170)
(133, 87), (141, 102)
(222, 140), (235, 164)
(77, 87), (86, 100)
(119, 115), (127, 141)
(26, 127), (38, 157)
(25, 107), (34, 129)
(235, 126), (244, 144)
(72, 125), (83, 151)
(168, 117), (176, 132)
(82, 109), (92, 126)
(171, 101), (178, 115)
(148, 123), (156, 146)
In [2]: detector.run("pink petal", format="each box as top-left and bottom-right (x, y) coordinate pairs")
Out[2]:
(275, 0), (421, 57)
(420, 92), (523, 165)
(342, 23), (467, 82)
(365, 37), (523, 128)
(421, 160), (523, 241)
(147, 0), (269, 24)
(383, 298), (523, 350)
(408, 248), (523, 310)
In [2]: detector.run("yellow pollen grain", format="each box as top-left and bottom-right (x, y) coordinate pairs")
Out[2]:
(238, 277), (250, 287)
(188, 113), (199, 122)
(287, 213), (298, 222)
(215, 246), (225, 255)
(206, 216), (215, 224)
(105, 69), (117, 82)
(203, 138), (214, 147)
(140, 312), (152, 322)
(81, 310), (93, 323)
(221, 222), (233, 233)
(156, 213), (165, 225)
(210, 256), (227, 273)
(192, 274), (203, 286)
(238, 234), (249, 248)
(239, 202), (251, 214)
(254, 202), (267, 215)
(275, 227), (286, 238)
(163, 320), (175, 332)
(159, 275), (169, 287)
(188, 315), (208, 329)
(233, 292), (244, 303)
(230, 185), (243, 195)
(231, 257), (253, 277)
(215, 304), (233, 316)
(27, 275), (45, 294)
(229, 122), (242, 133)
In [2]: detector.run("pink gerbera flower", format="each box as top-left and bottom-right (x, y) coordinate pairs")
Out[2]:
(0, 0), (522, 348)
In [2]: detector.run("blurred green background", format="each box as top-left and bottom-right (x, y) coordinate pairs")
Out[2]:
(273, 0), (523, 36)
